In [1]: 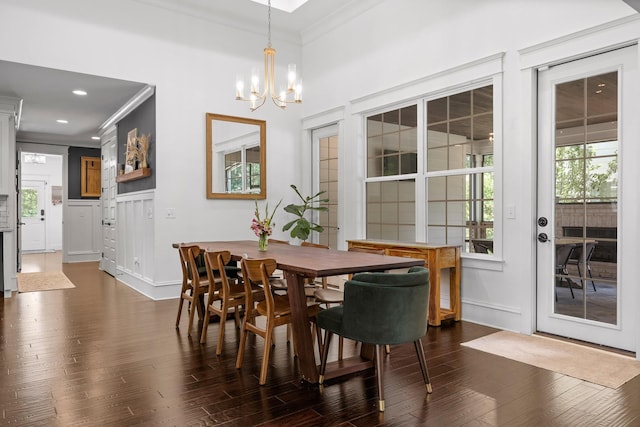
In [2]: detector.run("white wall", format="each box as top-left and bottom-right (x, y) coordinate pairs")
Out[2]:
(299, 0), (638, 332)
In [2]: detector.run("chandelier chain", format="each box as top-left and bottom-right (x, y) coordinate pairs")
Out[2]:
(267, 0), (272, 48)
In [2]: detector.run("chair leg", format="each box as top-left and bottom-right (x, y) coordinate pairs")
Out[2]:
(375, 344), (385, 412)
(176, 296), (185, 328)
(200, 304), (211, 344)
(565, 277), (575, 299)
(588, 265), (596, 291)
(233, 306), (242, 328)
(319, 330), (333, 385)
(577, 262), (585, 290)
(338, 336), (343, 360)
(313, 322), (323, 357)
(414, 339), (433, 394)
(215, 306), (229, 355)
(259, 325), (274, 385)
(236, 319), (249, 369)
(187, 296), (197, 336)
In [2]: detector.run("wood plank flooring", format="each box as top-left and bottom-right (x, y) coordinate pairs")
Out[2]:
(2, 258), (640, 426)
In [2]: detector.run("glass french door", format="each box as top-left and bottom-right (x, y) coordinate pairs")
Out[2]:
(537, 46), (639, 352)
(311, 125), (340, 249)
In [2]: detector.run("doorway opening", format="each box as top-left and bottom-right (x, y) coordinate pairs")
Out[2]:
(19, 151), (64, 272)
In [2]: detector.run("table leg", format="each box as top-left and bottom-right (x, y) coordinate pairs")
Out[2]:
(450, 248), (461, 321)
(283, 271), (319, 384)
(428, 251), (442, 326)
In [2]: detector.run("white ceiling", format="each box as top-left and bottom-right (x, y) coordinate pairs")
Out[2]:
(2, 0), (374, 148)
(0, 60), (148, 147)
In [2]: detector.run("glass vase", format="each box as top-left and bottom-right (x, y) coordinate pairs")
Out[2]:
(258, 233), (268, 251)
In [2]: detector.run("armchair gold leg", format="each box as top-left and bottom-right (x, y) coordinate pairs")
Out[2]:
(378, 399), (385, 412)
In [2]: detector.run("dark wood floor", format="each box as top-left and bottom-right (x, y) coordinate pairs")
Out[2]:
(2, 260), (640, 426)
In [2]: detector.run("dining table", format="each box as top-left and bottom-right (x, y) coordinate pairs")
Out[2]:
(175, 240), (426, 384)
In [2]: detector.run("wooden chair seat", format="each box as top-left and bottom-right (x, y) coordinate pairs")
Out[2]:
(314, 288), (344, 304)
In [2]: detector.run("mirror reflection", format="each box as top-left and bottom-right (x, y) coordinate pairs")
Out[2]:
(206, 113), (266, 199)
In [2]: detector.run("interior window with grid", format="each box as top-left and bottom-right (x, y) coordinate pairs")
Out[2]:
(426, 85), (494, 254)
(366, 105), (417, 241)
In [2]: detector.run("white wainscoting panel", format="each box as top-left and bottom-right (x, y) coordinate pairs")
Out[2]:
(116, 190), (155, 296)
(64, 200), (102, 263)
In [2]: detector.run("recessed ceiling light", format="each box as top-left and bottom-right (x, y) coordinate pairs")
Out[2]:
(73, 89), (87, 96)
(56, 119), (69, 124)
(91, 136), (100, 140)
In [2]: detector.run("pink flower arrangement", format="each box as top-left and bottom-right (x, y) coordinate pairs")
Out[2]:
(251, 199), (282, 237)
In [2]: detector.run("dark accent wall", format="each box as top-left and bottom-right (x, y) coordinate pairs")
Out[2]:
(117, 95), (156, 194)
(68, 147), (101, 199)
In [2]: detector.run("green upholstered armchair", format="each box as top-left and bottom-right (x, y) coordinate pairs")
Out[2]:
(316, 266), (432, 412)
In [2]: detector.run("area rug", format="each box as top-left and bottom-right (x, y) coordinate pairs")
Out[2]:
(17, 271), (76, 293)
(461, 330), (640, 388)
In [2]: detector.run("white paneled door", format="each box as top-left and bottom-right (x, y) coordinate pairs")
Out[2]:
(537, 46), (639, 352)
(101, 130), (117, 277)
(21, 179), (46, 252)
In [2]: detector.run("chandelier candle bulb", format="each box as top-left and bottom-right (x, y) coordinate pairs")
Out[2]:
(287, 64), (296, 91)
(235, 78), (245, 99)
(251, 69), (260, 94)
(295, 81), (302, 102)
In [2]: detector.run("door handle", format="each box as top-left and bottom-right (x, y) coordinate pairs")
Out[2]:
(537, 233), (549, 243)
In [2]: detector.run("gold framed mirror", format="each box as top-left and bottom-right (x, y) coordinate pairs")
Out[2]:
(206, 113), (266, 199)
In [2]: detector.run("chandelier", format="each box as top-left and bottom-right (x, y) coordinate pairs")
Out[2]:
(235, 0), (302, 111)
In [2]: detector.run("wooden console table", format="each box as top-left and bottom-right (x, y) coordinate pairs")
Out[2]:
(347, 239), (461, 326)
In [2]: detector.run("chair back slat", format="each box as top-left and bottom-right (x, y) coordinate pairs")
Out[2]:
(241, 258), (278, 315)
(203, 250), (231, 296)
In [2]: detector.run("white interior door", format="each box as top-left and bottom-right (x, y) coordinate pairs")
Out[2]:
(21, 179), (46, 252)
(101, 131), (117, 276)
(537, 46), (639, 352)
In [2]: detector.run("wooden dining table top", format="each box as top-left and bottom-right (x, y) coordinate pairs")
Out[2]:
(174, 240), (426, 278)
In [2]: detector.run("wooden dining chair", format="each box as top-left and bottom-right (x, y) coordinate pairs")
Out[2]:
(236, 257), (321, 385)
(176, 244), (210, 335)
(200, 250), (264, 355)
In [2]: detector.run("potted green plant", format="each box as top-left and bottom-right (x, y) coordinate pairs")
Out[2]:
(282, 185), (329, 242)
